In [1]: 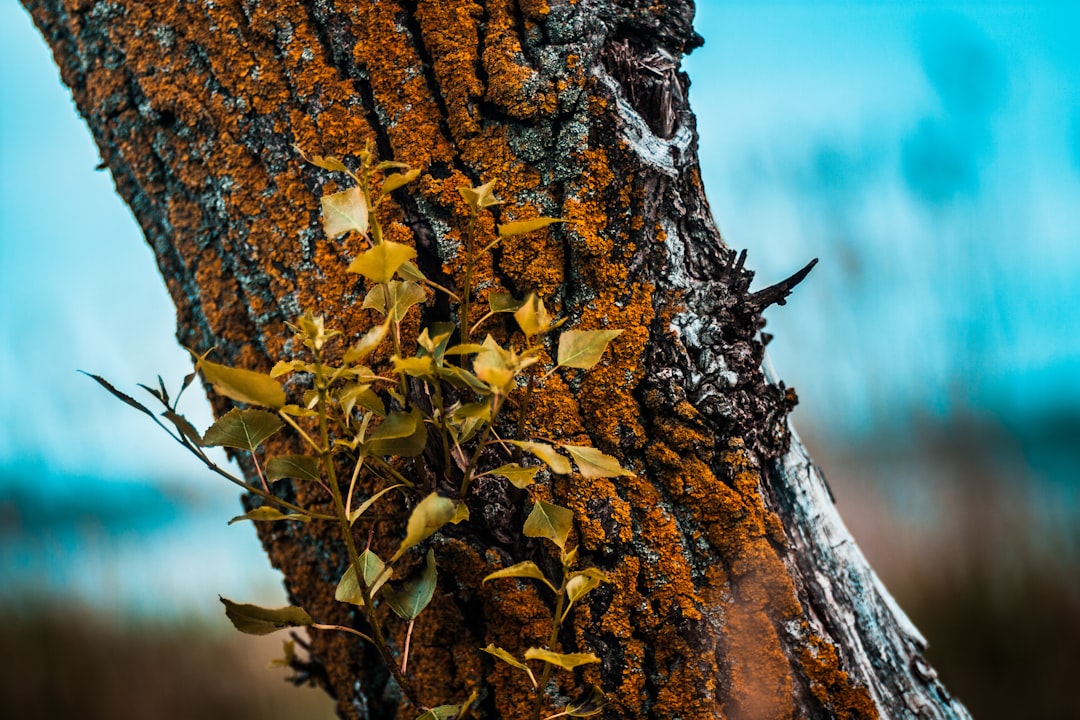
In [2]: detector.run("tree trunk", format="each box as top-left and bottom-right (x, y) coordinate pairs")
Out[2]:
(24, 1), (970, 718)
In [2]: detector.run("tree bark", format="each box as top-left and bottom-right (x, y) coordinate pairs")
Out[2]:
(24, 1), (970, 718)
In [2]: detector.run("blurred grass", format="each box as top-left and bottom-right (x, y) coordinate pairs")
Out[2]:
(0, 605), (336, 720)
(813, 415), (1080, 719)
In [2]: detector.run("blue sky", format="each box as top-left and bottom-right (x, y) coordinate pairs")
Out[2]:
(2, 2), (1079, 616)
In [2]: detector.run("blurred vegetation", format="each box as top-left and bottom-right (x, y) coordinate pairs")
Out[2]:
(0, 605), (335, 720)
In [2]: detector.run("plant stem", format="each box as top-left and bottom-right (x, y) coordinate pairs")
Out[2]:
(311, 349), (424, 709)
(530, 577), (568, 720)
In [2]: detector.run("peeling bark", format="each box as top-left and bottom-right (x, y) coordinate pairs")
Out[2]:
(24, 1), (970, 718)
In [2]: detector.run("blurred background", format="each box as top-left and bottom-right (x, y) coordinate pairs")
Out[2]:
(2, 2), (1077, 718)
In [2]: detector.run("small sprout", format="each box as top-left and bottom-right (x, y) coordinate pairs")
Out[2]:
(459, 180), (502, 211)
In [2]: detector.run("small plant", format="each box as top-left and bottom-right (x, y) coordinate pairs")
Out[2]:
(88, 146), (629, 719)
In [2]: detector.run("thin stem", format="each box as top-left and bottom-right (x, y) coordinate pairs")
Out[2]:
(530, 575), (568, 720)
(512, 370), (538, 462)
(251, 452), (270, 492)
(311, 623), (376, 644)
(461, 213), (476, 346)
(401, 617), (416, 675)
(311, 348), (424, 709)
(460, 394), (504, 495)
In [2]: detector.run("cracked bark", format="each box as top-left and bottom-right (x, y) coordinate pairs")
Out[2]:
(24, 1), (971, 718)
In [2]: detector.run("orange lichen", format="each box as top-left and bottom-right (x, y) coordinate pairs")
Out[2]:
(799, 635), (879, 720)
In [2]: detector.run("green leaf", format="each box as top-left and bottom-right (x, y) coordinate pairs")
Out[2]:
(459, 181), (502, 211)
(391, 493), (455, 562)
(417, 322), (455, 358)
(487, 463), (539, 489)
(228, 506), (311, 525)
(336, 549), (391, 603)
(449, 501), (470, 524)
(473, 336), (516, 393)
(220, 597), (312, 636)
(497, 216), (564, 237)
(560, 445), (632, 479)
(507, 441), (571, 475)
(393, 355), (436, 379)
(565, 568), (608, 603)
(348, 484), (408, 525)
(449, 402), (492, 423)
(365, 408), (427, 457)
(270, 359), (312, 378)
(482, 645), (537, 687)
(382, 167), (421, 194)
(565, 685), (608, 717)
(338, 383), (386, 417)
(415, 706), (461, 720)
(443, 343), (487, 356)
(482, 561), (556, 593)
(266, 455), (322, 483)
(488, 292), (524, 313)
(162, 409), (203, 445)
(343, 322), (389, 364)
(202, 408), (283, 452)
(514, 293), (554, 337)
(523, 647), (599, 670)
(437, 365), (491, 394)
(523, 500), (574, 550)
(322, 186), (368, 237)
(348, 241), (417, 283)
(384, 549), (438, 620)
(194, 353), (286, 408)
(363, 280), (427, 322)
(556, 329), (623, 370)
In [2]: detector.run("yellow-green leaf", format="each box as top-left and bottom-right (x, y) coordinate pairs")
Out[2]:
(393, 355), (436, 379)
(270, 359), (312, 378)
(384, 549), (438, 620)
(348, 484), (408, 525)
(365, 408), (427, 457)
(336, 549), (391, 603)
(322, 186), (368, 237)
(514, 293), (554, 337)
(507, 441), (571, 475)
(195, 354), (286, 408)
(343, 322), (389, 364)
(381, 167), (421, 194)
(483, 561), (556, 593)
(391, 493), (456, 562)
(228, 506), (311, 525)
(560, 445), (632, 479)
(266, 455), (322, 483)
(363, 280), (427, 322)
(482, 644), (537, 686)
(415, 705), (462, 720)
(202, 408), (283, 452)
(348, 241), (417, 283)
(296, 147), (351, 174)
(556, 329), (623, 370)
(459, 181), (502, 211)
(338, 383), (386, 417)
(449, 501), (470, 524)
(220, 598), (312, 636)
(488, 292), (524, 313)
(566, 568), (608, 603)
(487, 463), (539, 489)
(523, 647), (599, 670)
(523, 500), (574, 549)
(437, 365), (491, 394)
(497, 216), (564, 237)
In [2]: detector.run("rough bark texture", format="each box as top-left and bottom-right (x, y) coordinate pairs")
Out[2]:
(25, 1), (971, 718)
